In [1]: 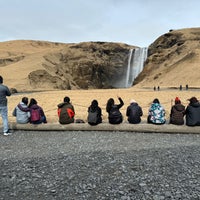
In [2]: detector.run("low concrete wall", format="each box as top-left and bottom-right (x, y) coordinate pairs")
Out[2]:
(5, 122), (200, 134)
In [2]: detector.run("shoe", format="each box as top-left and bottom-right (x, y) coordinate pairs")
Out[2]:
(3, 131), (12, 136)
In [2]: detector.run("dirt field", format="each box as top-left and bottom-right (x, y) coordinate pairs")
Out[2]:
(6, 87), (199, 124)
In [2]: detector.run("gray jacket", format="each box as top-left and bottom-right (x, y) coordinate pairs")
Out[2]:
(13, 102), (30, 124)
(0, 84), (11, 107)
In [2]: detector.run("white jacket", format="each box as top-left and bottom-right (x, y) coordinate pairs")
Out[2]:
(13, 102), (30, 124)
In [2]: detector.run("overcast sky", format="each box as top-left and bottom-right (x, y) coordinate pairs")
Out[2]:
(0, 0), (200, 47)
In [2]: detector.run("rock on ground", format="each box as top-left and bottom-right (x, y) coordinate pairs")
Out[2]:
(0, 131), (200, 200)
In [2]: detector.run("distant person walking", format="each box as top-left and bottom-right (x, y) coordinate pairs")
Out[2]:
(169, 97), (185, 125)
(0, 76), (11, 135)
(147, 98), (166, 124)
(126, 99), (143, 124)
(106, 96), (124, 124)
(57, 96), (75, 124)
(185, 97), (200, 126)
(13, 97), (30, 124)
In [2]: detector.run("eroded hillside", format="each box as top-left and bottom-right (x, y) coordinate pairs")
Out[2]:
(0, 40), (133, 91)
(1, 27), (200, 92)
(135, 28), (200, 88)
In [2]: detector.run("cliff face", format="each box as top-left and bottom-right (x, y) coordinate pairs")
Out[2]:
(134, 28), (200, 87)
(0, 40), (133, 91)
(42, 42), (133, 89)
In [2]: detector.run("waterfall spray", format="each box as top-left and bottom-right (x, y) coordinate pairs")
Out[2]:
(125, 47), (148, 88)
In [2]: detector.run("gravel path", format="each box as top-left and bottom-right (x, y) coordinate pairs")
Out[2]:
(0, 131), (200, 200)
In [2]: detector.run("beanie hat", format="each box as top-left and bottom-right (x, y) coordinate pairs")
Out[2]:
(175, 97), (181, 104)
(175, 97), (180, 102)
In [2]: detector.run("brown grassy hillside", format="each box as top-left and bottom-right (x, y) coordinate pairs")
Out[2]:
(0, 40), (68, 91)
(135, 28), (200, 88)
(0, 28), (200, 91)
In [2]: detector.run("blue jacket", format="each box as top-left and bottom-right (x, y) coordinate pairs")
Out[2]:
(148, 103), (166, 124)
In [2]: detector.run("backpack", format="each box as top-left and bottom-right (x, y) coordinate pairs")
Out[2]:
(87, 109), (98, 124)
(109, 107), (122, 124)
(31, 108), (41, 122)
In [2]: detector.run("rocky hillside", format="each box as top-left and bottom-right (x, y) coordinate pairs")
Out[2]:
(135, 28), (200, 88)
(0, 40), (134, 92)
(0, 27), (200, 92)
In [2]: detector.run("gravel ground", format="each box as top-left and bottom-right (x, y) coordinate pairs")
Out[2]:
(0, 131), (200, 200)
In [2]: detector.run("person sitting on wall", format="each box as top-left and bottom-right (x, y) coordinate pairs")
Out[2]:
(57, 96), (75, 124)
(185, 97), (200, 126)
(106, 96), (124, 124)
(87, 99), (102, 125)
(29, 98), (47, 124)
(169, 97), (185, 125)
(126, 99), (143, 124)
(13, 97), (30, 124)
(147, 98), (166, 124)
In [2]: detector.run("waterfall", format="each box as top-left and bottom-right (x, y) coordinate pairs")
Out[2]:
(125, 47), (148, 88)
(125, 49), (133, 88)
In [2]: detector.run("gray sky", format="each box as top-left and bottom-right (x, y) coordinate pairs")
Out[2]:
(0, 0), (200, 47)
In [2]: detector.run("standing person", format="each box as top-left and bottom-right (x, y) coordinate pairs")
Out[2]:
(169, 97), (185, 125)
(28, 98), (47, 124)
(106, 96), (124, 124)
(185, 97), (200, 126)
(147, 98), (166, 124)
(12, 97), (30, 124)
(57, 96), (75, 124)
(87, 99), (102, 125)
(0, 76), (11, 135)
(126, 99), (143, 124)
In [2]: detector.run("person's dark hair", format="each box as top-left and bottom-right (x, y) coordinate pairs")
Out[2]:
(189, 97), (198, 104)
(64, 96), (70, 103)
(28, 98), (37, 107)
(0, 76), (3, 84)
(106, 98), (114, 113)
(91, 100), (98, 110)
(153, 98), (160, 104)
(22, 97), (28, 105)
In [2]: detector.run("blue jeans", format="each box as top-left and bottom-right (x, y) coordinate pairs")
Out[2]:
(0, 106), (9, 133)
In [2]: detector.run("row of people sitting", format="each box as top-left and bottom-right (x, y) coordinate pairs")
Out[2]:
(12, 96), (200, 126)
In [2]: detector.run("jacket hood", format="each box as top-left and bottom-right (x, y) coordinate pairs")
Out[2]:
(19, 102), (28, 108)
(30, 104), (39, 109)
(174, 104), (185, 111)
(57, 102), (69, 108)
(151, 103), (161, 109)
(190, 102), (200, 108)
(131, 102), (138, 106)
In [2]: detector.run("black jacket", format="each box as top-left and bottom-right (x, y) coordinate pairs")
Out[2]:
(108, 98), (124, 124)
(185, 102), (200, 126)
(87, 106), (102, 125)
(126, 103), (143, 124)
